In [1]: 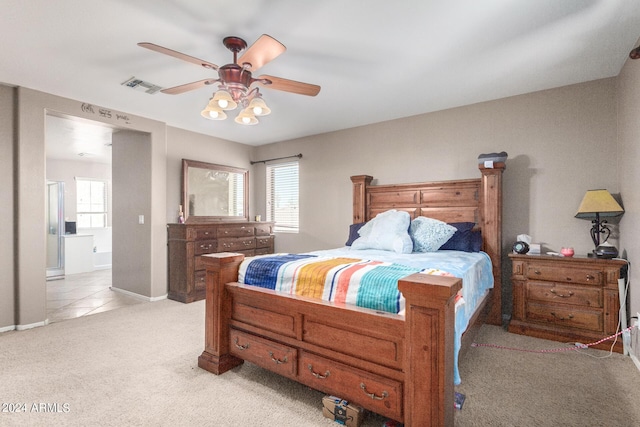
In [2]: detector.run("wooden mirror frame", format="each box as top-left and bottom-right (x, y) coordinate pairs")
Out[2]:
(182, 159), (248, 223)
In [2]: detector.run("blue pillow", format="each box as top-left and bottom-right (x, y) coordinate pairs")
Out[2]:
(409, 217), (457, 252)
(345, 222), (366, 246)
(439, 222), (482, 252)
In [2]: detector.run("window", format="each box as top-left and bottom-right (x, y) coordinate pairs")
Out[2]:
(76, 178), (108, 228)
(266, 161), (299, 233)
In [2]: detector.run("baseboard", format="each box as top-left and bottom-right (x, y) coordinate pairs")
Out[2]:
(631, 354), (640, 373)
(16, 319), (49, 331)
(110, 286), (167, 302)
(0, 324), (16, 333)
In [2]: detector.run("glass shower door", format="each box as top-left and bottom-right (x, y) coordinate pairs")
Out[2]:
(46, 181), (65, 280)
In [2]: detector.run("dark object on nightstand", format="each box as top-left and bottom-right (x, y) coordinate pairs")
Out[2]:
(512, 241), (529, 254)
(594, 243), (618, 259)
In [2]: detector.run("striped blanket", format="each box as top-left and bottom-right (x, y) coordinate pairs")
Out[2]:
(238, 254), (454, 314)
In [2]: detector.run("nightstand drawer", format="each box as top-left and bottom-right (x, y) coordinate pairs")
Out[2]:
(526, 265), (602, 285)
(526, 301), (603, 332)
(526, 281), (602, 308)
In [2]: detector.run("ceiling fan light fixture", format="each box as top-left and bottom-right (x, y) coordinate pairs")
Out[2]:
(212, 90), (237, 110)
(248, 96), (271, 116)
(234, 109), (259, 125)
(200, 107), (227, 120)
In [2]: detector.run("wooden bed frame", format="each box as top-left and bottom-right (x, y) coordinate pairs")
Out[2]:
(198, 163), (505, 426)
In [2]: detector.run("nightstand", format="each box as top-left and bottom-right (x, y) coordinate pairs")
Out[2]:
(508, 253), (626, 353)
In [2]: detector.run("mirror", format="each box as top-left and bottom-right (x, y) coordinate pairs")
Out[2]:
(182, 159), (248, 223)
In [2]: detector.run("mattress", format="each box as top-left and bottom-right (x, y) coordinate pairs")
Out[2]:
(238, 247), (494, 384)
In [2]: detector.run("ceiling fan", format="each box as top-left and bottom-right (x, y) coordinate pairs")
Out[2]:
(138, 34), (320, 124)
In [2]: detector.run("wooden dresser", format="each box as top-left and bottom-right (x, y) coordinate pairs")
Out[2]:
(167, 221), (275, 303)
(508, 253), (626, 352)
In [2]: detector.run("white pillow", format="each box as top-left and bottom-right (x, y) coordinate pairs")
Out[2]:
(410, 216), (457, 252)
(351, 210), (413, 254)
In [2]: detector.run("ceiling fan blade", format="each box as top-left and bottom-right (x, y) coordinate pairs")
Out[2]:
(138, 42), (218, 70)
(237, 34), (286, 72)
(256, 75), (321, 96)
(161, 79), (218, 95)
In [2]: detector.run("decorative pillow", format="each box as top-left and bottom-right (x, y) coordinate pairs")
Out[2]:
(345, 222), (366, 246)
(409, 216), (457, 252)
(351, 210), (413, 254)
(471, 230), (483, 252)
(440, 222), (476, 252)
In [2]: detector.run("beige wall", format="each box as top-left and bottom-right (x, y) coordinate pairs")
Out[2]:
(252, 78), (620, 316)
(617, 55), (640, 318)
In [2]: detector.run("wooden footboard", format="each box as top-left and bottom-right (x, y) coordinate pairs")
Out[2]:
(198, 253), (461, 426)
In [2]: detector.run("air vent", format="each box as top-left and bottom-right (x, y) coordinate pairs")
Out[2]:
(121, 77), (162, 94)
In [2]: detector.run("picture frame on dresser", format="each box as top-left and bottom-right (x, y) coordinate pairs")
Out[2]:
(508, 253), (627, 353)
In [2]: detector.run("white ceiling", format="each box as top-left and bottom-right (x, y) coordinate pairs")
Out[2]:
(3, 1), (640, 162)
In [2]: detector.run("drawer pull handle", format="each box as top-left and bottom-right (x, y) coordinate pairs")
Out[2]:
(307, 364), (330, 379)
(268, 352), (288, 365)
(586, 274), (595, 281)
(550, 312), (574, 321)
(234, 338), (249, 350)
(199, 244), (212, 249)
(549, 289), (574, 298)
(533, 270), (541, 275)
(360, 383), (388, 401)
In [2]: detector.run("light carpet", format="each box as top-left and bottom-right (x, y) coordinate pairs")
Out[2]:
(1, 298), (639, 426)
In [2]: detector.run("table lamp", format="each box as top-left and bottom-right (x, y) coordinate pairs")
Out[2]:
(575, 189), (624, 258)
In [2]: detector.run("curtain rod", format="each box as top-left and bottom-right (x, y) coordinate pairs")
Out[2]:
(250, 153), (303, 165)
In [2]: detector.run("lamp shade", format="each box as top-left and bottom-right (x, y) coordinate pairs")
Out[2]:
(234, 108), (258, 125)
(575, 189), (624, 218)
(248, 97), (271, 116)
(200, 108), (227, 120)
(212, 90), (238, 110)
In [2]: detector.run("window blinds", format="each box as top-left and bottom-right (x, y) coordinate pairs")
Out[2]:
(266, 161), (299, 233)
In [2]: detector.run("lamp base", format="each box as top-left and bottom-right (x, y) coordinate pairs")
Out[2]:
(591, 245), (619, 259)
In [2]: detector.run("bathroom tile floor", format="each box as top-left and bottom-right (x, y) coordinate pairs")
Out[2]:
(46, 269), (146, 323)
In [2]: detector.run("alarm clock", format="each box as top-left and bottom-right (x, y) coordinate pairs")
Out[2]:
(512, 241), (530, 254)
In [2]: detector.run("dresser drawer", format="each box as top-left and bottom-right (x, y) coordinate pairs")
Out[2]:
(194, 228), (217, 240)
(255, 248), (272, 256)
(526, 301), (603, 332)
(218, 237), (256, 252)
(526, 265), (602, 285)
(526, 281), (602, 308)
(230, 329), (297, 377)
(194, 240), (217, 255)
(255, 223), (272, 236)
(256, 236), (273, 249)
(194, 270), (206, 291)
(300, 352), (402, 421)
(218, 226), (255, 238)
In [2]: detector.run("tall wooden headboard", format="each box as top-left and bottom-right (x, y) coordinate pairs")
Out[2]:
(351, 163), (506, 325)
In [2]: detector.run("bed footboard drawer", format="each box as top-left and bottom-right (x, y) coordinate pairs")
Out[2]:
(230, 329), (297, 377)
(299, 352), (402, 421)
